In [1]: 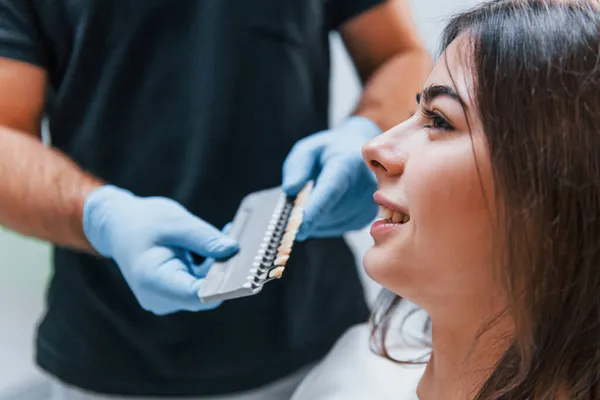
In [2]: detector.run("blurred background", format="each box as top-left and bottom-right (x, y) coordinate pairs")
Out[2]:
(0, 0), (482, 398)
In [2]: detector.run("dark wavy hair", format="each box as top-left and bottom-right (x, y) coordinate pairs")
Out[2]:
(370, 1), (600, 398)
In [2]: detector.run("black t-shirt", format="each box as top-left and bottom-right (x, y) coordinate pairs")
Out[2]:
(0, 0), (381, 396)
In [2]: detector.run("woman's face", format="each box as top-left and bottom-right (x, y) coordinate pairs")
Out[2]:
(362, 39), (501, 311)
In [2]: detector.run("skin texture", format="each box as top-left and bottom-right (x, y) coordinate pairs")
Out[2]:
(362, 37), (513, 399)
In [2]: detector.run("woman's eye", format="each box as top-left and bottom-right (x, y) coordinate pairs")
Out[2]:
(422, 109), (453, 131)
(431, 115), (453, 130)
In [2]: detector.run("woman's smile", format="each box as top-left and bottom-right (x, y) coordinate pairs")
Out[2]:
(370, 191), (411, 242)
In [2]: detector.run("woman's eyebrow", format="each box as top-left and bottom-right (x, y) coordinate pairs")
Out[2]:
(417, 84), (466, 109)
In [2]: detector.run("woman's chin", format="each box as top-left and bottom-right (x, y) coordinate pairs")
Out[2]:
(363, 245), (417, 298)
(362, 246), (394, 286)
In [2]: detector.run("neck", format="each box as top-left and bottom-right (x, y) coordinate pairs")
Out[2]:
(416, 302), (513, 400)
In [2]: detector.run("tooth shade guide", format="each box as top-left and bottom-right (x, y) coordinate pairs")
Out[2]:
(265, 181), (313, 279)
(198, 181), (313, 303)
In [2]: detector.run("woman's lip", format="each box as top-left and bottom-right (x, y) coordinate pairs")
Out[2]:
(370, 219), (403, 240)
(373, 191), (408, 215)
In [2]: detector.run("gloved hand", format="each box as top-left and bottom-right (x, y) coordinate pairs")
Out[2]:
(282, 116), (381, 241)
(82, 185), (239, 315)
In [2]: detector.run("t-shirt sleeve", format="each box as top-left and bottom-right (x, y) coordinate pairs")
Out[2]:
(325, 0), (387, 31)
(0, 0), (48, 68)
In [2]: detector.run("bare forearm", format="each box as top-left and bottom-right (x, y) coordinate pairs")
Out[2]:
(355, 49), (432, 132)
(0, 126), (103, 251)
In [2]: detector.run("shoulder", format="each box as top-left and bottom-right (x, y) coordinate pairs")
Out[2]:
(326, 0), (386, 31)
(291, 323), (425, 400)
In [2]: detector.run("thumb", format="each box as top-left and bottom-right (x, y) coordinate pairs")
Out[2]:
(161, 217), (239, 259)
(221, 222), (233, 235)
(282, 134), (328, 196)
(296, 161), (350, 241)
(189, 222), (234, 277)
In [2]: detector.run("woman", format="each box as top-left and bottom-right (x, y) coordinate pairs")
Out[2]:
(292, 0), (600, 399)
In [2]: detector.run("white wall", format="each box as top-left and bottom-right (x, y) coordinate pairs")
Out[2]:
(0, 0), (484, 397)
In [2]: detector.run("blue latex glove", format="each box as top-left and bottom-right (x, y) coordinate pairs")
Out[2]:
(82, 185), (239, 315)
(282, 116), (381, 241)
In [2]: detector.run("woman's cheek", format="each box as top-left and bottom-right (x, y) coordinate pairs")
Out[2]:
(404, 160), (451, 225)
(405, 154), (483, 257)
(411, 149), (496, 263)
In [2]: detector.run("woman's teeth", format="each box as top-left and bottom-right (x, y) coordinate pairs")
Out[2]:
(378, 205), (410, 224)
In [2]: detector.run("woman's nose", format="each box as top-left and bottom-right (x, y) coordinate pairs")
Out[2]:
(362, 129), (406, 177)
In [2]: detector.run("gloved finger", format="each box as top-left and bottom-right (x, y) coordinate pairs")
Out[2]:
(221, 221), (233, 235)
(190, 256), (215, 278)
(306, 203), (379, 238)
(297, 225), (352, 239)
(151, 293), (222, 315)
(189, 221), (235, 265)
(189, 222), (234, 276)
(307, 175), (378, 231)
(297, 161), (351, 240)
(308, 196), (377, 235)
(147, 257), (222, 312)
(192, 280), (224, 311)
(282, 134), (328, 196)
(160, 216), (239, 259)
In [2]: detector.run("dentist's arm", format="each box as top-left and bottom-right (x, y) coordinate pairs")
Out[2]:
(0, 58), (102, 252)
(342, 0), (432, 130)
(0, 58), (236, 314)
(283, 0), (431, 239)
